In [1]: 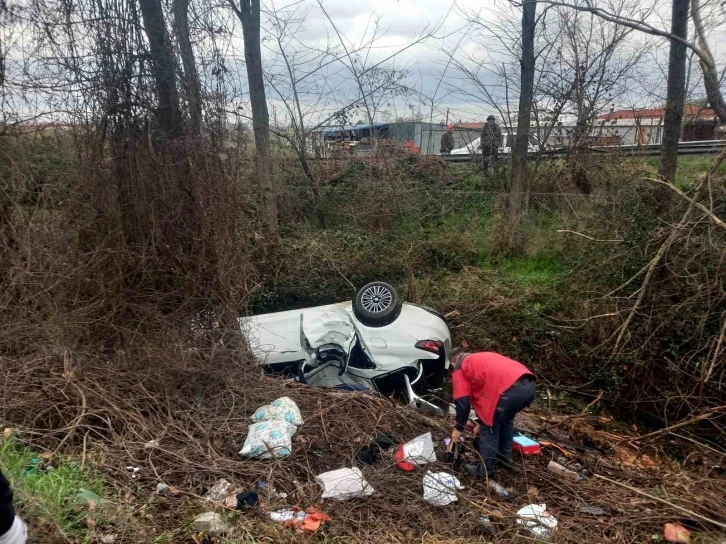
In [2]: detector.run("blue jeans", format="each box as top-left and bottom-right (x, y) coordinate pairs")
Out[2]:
(475, 377), (535, 477)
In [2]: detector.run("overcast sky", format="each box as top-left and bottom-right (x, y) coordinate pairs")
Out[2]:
(4, 0), (724, 127)
(246, 0), (726, 125)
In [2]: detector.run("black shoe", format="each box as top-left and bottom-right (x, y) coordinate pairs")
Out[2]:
(464, 464), (481, 478)
(496, 457), (514, 471)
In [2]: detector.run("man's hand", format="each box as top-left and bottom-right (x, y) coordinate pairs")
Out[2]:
(451, 429), (462, 443)
(472, 423), (481, 436)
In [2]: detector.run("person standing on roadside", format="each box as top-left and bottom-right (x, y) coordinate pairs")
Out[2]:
(440, 125), (455, 154)
(448, 348), (535, 479)
(0, 471), (26, 544)
(480, 115), (502, 168)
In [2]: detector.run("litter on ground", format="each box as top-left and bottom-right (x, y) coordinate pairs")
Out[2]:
(513, 433), (541, 455)
(422, 471), (463, 506)
(664, 523), (691, 543)
(205, 478), (232, 502)
(315, 467), (374, 500)
(516, 503), (558, 540)
(192, 512), (230, 536)
(250, 396), (304, 426)
(355, 432), (399, 466)
(232, 491), (259, 510)
(546, 460), (585, 482)
(239, 420), (297, 459)
(399, 432), (437, 466)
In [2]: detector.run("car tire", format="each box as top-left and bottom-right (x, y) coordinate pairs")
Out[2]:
(353, 281), (401, 327)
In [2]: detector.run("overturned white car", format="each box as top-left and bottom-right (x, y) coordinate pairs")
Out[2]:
(240, 282), (451, 411)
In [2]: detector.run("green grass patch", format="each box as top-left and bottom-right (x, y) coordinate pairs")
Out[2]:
(643, 155), (726, 185)
(0, 438), (107, 541)
(477, 253), (565, 290)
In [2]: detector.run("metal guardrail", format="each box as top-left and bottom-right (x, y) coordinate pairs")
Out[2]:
(443, 140), (726, 162)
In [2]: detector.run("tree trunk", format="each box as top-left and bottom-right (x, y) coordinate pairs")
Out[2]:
(506, 0), (537, 251)
(657, 0), (689, 190)
(138, 0), (182, 140)
(692, 0), (726, 124)
(173, 0), (203, 136)
(232, 0), (278, 237)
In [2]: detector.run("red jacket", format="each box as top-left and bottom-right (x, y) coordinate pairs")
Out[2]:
(452, 352), (534, 427)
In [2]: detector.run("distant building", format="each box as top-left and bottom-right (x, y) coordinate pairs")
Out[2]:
(596, 106), (720, 144)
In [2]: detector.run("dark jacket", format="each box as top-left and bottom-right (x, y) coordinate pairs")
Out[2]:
(480, 122), (503, 150)
(440, 131), (455, 153)
(0, 471), (15, 536)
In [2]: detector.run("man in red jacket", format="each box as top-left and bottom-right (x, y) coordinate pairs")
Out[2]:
(449, 348), (535, 478)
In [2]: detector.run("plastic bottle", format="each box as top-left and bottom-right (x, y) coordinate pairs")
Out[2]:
(547, 460), (585, 482)
(487, 479), (510, 497)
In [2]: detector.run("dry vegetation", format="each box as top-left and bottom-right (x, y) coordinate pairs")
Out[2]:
(1, 128), (725, 542)
(1, 0), (726, 540)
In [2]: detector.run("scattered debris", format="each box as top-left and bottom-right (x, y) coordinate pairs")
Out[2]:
(255, 479), (288, 499)
(75, 488), (103, 506)
(239, 421), (297, 459)
(547, 461), (585, 482)
(577, 503), (608, 516)
(154, 483), (170, 495)
(355, 433), (399, 466)
(395, 446), (416, 471)
(143, 439), (160, 449)
(193, 512), (230, 536)
(397, 432), (436, 469)
(250, 396), (304, 426)
(233, 491), (259, 510)
(100, 534), (117, 544)
(205, 478), (232, 502)
(517, 504), (558, 540)
(487, 479), (510, 498)
(423, 471), (463, 506)
(540, 441), (573, 458)
(301, 506), (330, 533)
(269, 506), (330, 533)
(316, 467), (374, 501)
(664, 523), (691, 543)
(126, 467), (140, 479)
(23, 458), (42, 475)
(269, 509), (305, 523)
(513, 433), (541, 455)
(479, 509), (502, 531)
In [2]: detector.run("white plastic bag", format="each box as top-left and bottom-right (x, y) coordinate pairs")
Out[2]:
(516, 504), (558, 540)
(315, 467), (374, 501)
(422, 471), (463, 506)
(239, 421), (296, 459)
(402, 432), (437, 466)
(250, 396), (304, 427)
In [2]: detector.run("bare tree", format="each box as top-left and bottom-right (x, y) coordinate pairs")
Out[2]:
(229, 0), (278, 237)
(507, 0), (538, 252)
(692, 0), (726, 121)
(538, 0), (726, 123)
(173, 0), (203, 135)
(658, 0), (690, 189)
(139, 0), (183, 139)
